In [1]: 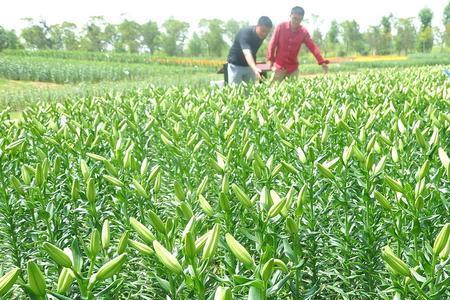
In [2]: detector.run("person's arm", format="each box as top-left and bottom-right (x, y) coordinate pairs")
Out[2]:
(240, 34), (262, 80)
(242, 49), (261, 80)
(267, 24), (281, 69)
(303, 29), (329, 73)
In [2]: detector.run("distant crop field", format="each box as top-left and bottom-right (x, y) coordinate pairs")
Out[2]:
(0, 55), (212, 84)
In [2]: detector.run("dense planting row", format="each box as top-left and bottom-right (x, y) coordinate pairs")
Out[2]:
(2, 50), (223, 68)
(0, 55), (208, 84)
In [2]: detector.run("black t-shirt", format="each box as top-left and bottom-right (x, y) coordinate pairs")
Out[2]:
(227, 26), (263, 67)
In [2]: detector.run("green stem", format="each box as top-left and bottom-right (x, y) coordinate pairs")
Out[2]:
(88, 256), (96, 279)
(168, 274), (177, 299)
(430, 255), (437, 294)
(413, 232), (419, 263)
(411, 276), (429, 300)
(77, 276), (89, 299)
(192, 260), (206, 300)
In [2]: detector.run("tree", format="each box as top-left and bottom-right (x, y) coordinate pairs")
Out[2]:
(312, 29), (324, 49)
(445, 2), (450, 25)
(141, 20), (160, 54)
(49, 24), (64, 49)
(340, 20), (364, 55)
(199, 19), (227, 57)
(419, 7), (433, 28)
(21, 19), (52, 49)
(0, 27), (21, 50)
(309, 14), (324, 50)
(117, 20), (142, 53)
(21, 25), (48, 49)
(103, 23), (121, 51)
(187, 33), (206, 56)
(161, 18), (189, 56)
(434, 27), (445, 51)
(60, 22), (79, 50)
(417, 8), (434, 52)
(325, 20), (339, 56)
(224, 19), (249, 46)
(445, 23), (450, 48)
(309, 14), (323, 36)
(224, 19), (240, 45)
(366, 26), (382, 55)
(417, 27), (434, 52)
(0, 26), (9, 50)
(443, 2), (450, 47)
(80, 16), (106, 52)
(379, 14), (394, 54)
(395, 18), (416, 55)
(7, 30), (21, 49)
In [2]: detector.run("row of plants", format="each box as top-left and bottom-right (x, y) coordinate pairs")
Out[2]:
(0, 66), (448, 299)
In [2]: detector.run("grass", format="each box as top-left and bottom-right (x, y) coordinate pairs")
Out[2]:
(0, 78), (29, 90)
(0, 79), (63, 91)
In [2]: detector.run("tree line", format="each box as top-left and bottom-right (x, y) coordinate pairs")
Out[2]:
(1, 3), (449, 57)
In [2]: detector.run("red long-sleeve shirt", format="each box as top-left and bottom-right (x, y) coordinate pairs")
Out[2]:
(267, 22), (327, 74)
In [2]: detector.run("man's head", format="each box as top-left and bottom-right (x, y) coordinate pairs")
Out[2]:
(290, 6), (305, 29)
(255, 16), (273, 39)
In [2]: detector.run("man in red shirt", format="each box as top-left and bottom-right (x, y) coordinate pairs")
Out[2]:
(267, 6), (329, 81)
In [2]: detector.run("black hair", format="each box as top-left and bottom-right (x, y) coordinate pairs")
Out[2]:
(257, 16), (273, 28)
(291, 6), (305, 16)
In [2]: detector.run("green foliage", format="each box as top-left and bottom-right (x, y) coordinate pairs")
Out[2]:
(161, 18), (190, 56)
(187, 33), (206, 57)
(224, 19), (248, 45)
(340, 20), (366, 55)
(141, 20), (161, 54)
(0, 66), (449, 299)
(444, 23), (450, 48)
(444, 1), (450, 26)
(117, 20), (142, 53)
(419, 7), (434, 29)
(0, 55), (207, 84)
(379, 14), (394, 55)
(4, 5), (450, 56)
(416, 8), (434, 53)
(20, 21), (52, 50)
(80, 16), (106, 52)
(199, 19), (227, 57)
(395, 18), (417, 55)
(366, 26), (382, 55)
(417, 26), (434, 53)
(324, 20), (339, 55)
(0, 27), (21, 51)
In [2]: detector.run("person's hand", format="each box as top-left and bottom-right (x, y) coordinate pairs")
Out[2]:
(254, 68), (262, 80)
(321, 63), (329, 74)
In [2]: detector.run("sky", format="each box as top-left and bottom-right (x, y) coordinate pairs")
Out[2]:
(0, 0), (448, 34)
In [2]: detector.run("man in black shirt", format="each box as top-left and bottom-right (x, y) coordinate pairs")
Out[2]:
(227, 16), (273, 84)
